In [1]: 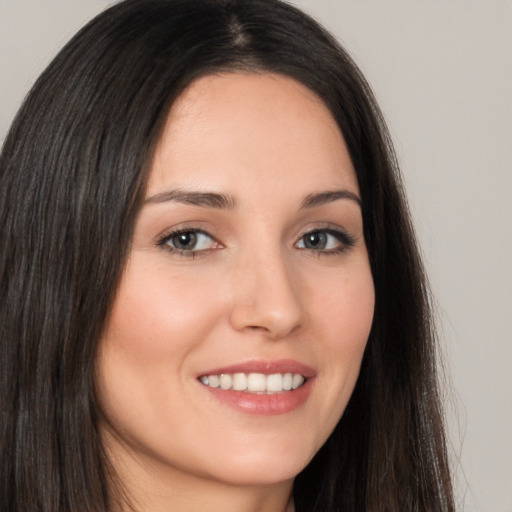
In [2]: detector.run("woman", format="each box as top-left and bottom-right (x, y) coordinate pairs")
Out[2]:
(0, 0), (455, 511)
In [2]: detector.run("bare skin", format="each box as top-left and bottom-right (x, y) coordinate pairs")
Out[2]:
(96, 73), (374, 511)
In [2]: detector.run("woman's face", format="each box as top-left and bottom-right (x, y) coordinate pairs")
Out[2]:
(96, 73), (374, 490)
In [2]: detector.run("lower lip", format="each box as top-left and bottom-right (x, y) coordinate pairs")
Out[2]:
(201, 378), (314, 415)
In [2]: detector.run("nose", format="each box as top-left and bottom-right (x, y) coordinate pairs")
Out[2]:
(228, 249), (304, 340)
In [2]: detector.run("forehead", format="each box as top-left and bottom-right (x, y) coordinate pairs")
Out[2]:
(148, 72), (358, 198)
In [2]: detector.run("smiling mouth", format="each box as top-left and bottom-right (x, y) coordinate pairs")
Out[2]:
(199, 372), (305, 394)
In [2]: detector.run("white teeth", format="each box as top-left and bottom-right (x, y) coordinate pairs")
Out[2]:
(266, 373), (283, 392)
(232, 373), (248, 391)
(283, 373), (293, 390)
(292, 374), (304, 389)
(207, 375), (220, 388)
(199, 372), (306, 394)
(219, 374), (232, 390)
(247, 373), (266, 392)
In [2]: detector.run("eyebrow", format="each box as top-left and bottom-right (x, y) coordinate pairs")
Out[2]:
(299, 190), (362, 209)
(144, 189), (236, 209)
(144, 188), (361, 210)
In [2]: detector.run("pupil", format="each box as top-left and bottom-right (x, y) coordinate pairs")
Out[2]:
(173, 232), (196, 250)
(305, 232), (327, 249)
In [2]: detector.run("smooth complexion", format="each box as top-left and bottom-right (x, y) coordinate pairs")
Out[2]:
(95, 73), (375, 512)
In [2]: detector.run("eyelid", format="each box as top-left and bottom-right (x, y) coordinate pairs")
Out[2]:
(295, 224), (356, 254)
(156, 225), (222, 257)
(155, 222), (356, 258)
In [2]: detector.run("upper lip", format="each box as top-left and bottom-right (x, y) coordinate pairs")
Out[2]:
(198, 359), (316, 378)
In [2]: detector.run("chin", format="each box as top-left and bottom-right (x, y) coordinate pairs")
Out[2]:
(198, 443), (315, 487)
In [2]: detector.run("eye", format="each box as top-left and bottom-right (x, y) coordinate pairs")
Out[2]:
(295, 228), (354, 253)
(158, 229), (219, 255)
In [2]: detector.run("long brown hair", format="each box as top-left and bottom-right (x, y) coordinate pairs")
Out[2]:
(0, 1), (454, 510)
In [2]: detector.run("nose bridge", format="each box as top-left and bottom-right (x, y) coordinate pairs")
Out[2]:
(229, 241), (303, 339)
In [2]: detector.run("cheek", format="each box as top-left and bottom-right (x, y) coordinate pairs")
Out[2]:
(310, 257), (374, 350)
(103, 256), (221, 359)
(333, 273), (374, 348)
(94, 255), (224, 432)
(329, 267), (374, 369)
(307, 261), (374, 421)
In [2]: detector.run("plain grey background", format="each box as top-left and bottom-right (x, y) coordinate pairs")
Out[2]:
(1, 1), (511, 511)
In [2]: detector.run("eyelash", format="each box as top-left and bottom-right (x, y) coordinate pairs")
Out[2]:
(296, 226), (356, 256)
(156, 226), (219, 258)
(157, 225), (356, 258)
